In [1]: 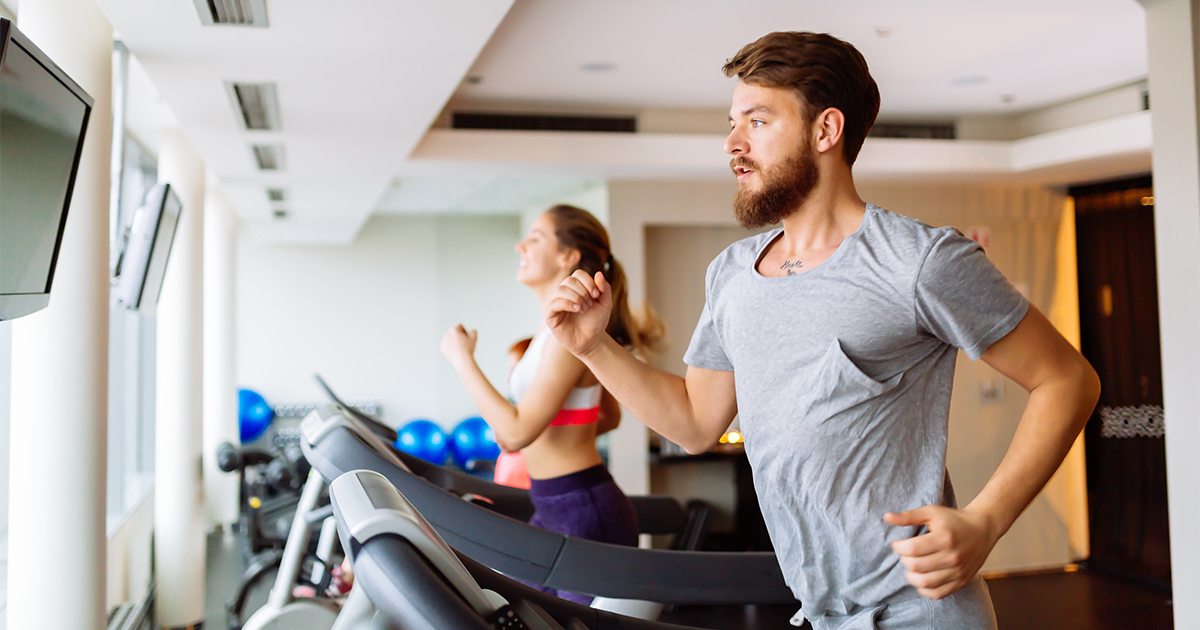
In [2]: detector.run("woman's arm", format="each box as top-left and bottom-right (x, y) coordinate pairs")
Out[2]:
(442, 325), (589, 451)
(596, 388), (622, 436)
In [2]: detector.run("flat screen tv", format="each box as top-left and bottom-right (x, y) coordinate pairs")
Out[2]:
(0, 18), (94, 320)
(113, 183), (182, 314)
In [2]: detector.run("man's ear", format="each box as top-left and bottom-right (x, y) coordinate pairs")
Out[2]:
(814, 107), (846, 156)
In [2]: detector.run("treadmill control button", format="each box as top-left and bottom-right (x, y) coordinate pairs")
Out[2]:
(485, 605), (529, 629)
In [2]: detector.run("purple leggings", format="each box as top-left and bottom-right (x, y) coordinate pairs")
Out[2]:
(527, 464), (639, 604)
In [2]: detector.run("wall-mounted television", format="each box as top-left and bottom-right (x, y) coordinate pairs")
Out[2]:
(0, 18), (94, 321)
(113, 183), (183, 314)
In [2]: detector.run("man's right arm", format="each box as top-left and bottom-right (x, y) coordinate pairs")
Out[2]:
(546, 269), (737, 453)
(579, 334), (736, 454)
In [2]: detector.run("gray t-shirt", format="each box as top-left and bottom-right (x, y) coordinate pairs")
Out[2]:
(683, 204), (1027, 620)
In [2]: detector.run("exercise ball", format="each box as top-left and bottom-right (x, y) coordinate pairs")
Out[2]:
(449, 417), (500, 468)
(394, 419), (448, 464)
(238, 388), (275, 443)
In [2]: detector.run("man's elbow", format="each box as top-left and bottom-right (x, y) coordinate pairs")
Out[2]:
(1071, 356), (1102, 420)
(1082, 361), (1101, 410)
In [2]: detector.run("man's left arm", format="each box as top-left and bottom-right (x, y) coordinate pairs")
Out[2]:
(885, 304), (1101, 599)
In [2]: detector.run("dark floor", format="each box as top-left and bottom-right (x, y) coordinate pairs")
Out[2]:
(987, 569), (1173, 630)
(205, 529), (1174, 630)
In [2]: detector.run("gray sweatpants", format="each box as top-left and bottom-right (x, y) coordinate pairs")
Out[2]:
(810, 578), (997, 630)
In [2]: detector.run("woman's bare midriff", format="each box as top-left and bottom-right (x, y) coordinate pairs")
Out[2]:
(521, 369), (604, 480)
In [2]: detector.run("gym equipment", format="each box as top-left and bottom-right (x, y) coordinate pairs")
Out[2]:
(232, 467), (343, 630)
(327, 469), (747, 630)
(300, 404), (797, 615)
(312, 374), (695, 534)
(393, 419), (447, 464)
(0, 18), (94, 321)
(112, 182), (183, 314)
(449, 416), (501, 469)
(239, 389), (275, 443)
(217, 433), (310, 555)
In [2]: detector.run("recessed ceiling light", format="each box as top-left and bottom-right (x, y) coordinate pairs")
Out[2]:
(579, 62), (617, 72)
(874, 26), (892, 38)
(950, 75), (989, 87)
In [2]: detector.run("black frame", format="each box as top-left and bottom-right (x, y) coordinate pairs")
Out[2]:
(0, 17), (94, 320)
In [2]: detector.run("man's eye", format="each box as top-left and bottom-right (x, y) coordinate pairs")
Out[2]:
(752, 119), (765, 128)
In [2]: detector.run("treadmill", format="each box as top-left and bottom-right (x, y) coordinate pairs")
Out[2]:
(330, 469), (803, 630)
(312, 374), (700, 538)
(300, 402), (799, 609)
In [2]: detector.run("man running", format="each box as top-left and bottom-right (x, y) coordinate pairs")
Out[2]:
(545, 31), (1100, 629)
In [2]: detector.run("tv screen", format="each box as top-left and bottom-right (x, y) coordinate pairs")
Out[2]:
(0, 18), (93, 320)
(114, 183), (182, 314)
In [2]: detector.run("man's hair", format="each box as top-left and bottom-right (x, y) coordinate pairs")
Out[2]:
(723, 31), (880, 166)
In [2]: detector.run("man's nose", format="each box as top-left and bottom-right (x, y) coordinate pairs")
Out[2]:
(724, 127), (747, 155)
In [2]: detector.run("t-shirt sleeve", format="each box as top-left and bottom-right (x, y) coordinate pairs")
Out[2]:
(914, 229), (1029, 360)
(683, 259), (734, 372)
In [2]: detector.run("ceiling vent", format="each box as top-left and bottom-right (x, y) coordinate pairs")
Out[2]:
(452, 112), (636, 133)
(266, 187), (286, 202)
(193, 0), (268, 27)
(250, 144), (285, 171)
(868, 122), (956, 140)
(226, 82), (281, 131)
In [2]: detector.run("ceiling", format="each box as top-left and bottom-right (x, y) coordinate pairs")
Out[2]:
(458, 0), (1147, 116)
(90, 0), (1148, 242)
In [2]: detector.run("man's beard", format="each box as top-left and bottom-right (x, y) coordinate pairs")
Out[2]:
(731, 144), (819, 229)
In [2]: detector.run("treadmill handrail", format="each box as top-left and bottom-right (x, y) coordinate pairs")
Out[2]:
(303, 421), (798, 605)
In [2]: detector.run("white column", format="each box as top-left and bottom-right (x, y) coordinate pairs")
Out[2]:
(155, 129), (206, 628)
(7, 0), (112, 628)
(604, 186), (650, 498)
(203, 184), (239, 527)
(1140, 1), (1200, 627)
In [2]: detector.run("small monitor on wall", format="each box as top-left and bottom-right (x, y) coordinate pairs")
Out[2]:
(113, 183), (183, 314)
(0, 18), (94, 321)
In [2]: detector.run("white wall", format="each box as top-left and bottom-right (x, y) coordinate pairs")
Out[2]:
(0, 321), (9, 627)
(613, 179), (1086, 573)
(236, 214), (538, 430)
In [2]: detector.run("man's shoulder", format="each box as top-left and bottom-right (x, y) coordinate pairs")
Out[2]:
(868, 204), (954, 243)
(710, 229), (780, 270)
(864, 204), (961, 264)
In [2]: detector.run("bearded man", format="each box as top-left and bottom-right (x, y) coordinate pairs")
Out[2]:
(546, 31), (1100, 630)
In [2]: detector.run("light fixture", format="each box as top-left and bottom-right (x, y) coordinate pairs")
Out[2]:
(950, 75), (988, 87)
(579, 62), (617, 72)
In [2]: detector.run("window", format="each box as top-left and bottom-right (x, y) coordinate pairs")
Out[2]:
(106, 134), (157, 535)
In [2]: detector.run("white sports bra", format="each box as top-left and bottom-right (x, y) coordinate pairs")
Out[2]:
(508, 327), (601, 426)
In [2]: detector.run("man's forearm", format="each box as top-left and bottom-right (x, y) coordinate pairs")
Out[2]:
(579, 335), (714, 452)
(964, 364), (1101, 539)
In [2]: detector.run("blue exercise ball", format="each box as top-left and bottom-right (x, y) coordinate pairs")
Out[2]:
(238, 388), (275, 443)
(449, 417), (500, 468)
(394, 419), (448, 464)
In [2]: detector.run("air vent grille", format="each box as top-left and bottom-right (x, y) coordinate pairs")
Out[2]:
(251, 144), (284, 171)
(266, 188), (286, 202)
(868, 123), (955, 140)
(452, 112), (636, 133)
(193, 0), (268, 27)
(226, 82), (280, 131)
